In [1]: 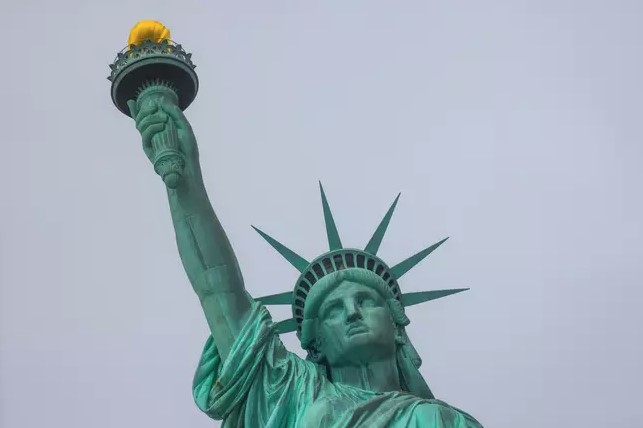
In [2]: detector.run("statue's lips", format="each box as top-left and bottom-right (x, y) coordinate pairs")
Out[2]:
(346, 323), (369, 336)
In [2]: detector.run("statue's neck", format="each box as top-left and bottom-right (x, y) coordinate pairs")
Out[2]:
(328, 357), (401, 393)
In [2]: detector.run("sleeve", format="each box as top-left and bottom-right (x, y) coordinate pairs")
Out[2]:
(192, 301), (322, 426)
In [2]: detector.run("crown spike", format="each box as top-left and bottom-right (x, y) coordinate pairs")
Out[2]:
(252, 226), (309, 272)
(256, 291), (294, 305)
(390, 237), (449, 279)
(364, 193), (401, 255)
(401, 288), (469, 306)
(274, 318), (298, 334)
(319, 182), (343, 250)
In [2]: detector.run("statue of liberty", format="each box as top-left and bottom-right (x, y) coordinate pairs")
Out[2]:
(114, 21), (484, 428)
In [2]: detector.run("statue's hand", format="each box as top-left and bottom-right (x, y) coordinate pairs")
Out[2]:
(127, 98), (200, 178)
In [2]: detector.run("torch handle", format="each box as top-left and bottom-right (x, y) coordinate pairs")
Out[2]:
(136, 86), (185, 189)
(151, 132), (185, 189)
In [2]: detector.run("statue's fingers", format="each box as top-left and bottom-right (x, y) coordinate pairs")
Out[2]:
(142, 123), (165, 150)
(165, 114), (177, 132)
(127, 100), (138, 119)
(162, 102), (191, 130)
(136, 112), (167, 134)
(134, 103), (158, 126)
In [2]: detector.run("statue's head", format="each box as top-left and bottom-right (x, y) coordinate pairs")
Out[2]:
(301, 269), (407, 366)
(252, 183), (470, 398)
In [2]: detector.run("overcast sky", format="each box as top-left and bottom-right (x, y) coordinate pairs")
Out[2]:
(2, 1), (642, 427)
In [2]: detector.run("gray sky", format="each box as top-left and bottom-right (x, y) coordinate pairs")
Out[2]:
(2, 1), (642, 427)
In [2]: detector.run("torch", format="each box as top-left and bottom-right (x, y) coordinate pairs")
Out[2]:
(108, 20), (199, 188)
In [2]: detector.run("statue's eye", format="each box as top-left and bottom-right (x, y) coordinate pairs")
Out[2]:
(322, 304), (343, 320)
(329, 307), (343, 320)
(358, 295), (377, 308)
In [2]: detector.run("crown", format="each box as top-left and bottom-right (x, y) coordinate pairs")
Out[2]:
(253, 183), (469, 336)
(107, 21), (198, 117)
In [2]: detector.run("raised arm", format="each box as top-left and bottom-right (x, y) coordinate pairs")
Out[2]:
(128, 98), (252, 359)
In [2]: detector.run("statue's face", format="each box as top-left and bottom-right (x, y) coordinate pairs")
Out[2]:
(316, 281), (397, 366)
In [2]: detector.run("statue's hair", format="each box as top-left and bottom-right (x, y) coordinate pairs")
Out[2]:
(299, 268), (409, 351)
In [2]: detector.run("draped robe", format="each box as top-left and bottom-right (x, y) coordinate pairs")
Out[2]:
(193, 303), (483, 428)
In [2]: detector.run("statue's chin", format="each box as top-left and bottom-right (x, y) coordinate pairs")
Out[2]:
(344, 331), (378, 350)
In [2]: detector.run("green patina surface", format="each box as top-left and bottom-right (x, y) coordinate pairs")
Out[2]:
(111, 32), (484, 427)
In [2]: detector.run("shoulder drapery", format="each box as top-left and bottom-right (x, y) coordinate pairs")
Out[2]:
(192, 302), (484, 428)
(192, 302), (323, 427)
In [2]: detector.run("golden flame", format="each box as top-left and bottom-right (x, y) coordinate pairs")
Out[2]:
(127, 20), (171, 46)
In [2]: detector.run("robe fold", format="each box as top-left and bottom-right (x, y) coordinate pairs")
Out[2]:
(193, 303), (483, 428)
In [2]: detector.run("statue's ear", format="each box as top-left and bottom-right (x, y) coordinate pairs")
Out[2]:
(302, 319), (328, 363)
(387, 298), (410, 327)
(306, 337), (326, 363)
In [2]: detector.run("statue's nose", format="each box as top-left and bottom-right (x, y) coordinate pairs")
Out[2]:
(346, 302), (363, 323)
